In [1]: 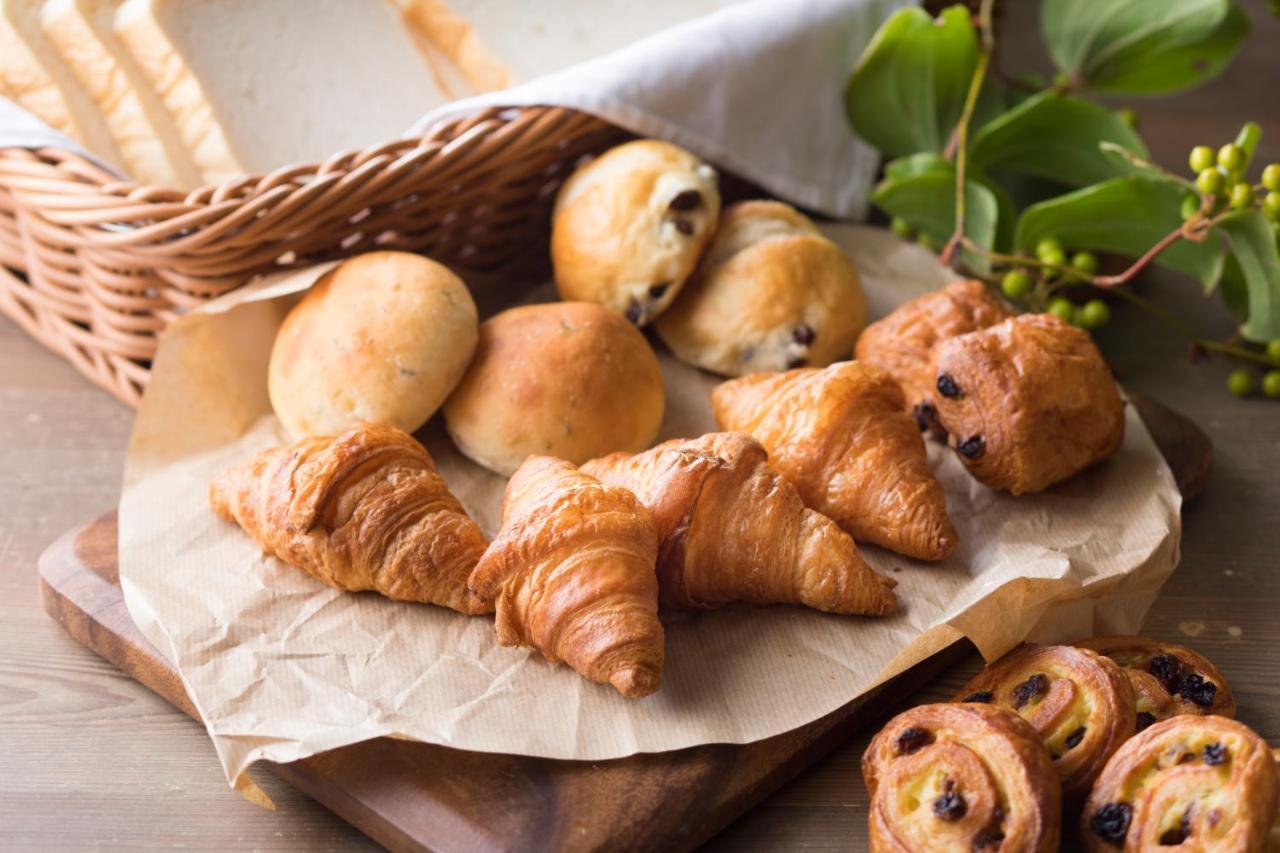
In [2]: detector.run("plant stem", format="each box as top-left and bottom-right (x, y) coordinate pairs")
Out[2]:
(1107, 286), (1280, 367)
(940, 0), (996, 266)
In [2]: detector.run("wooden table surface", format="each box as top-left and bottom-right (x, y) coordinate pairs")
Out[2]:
(2, 4), (1278, 850)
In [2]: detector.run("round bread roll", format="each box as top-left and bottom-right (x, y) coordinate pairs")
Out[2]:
(269, 251), (478, 438)
(654, 201), (866, 377)
(443, 302), (665, 476)
(551, 139), (720, 326)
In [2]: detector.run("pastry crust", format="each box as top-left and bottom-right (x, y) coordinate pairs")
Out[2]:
(1081, 715), (1278, 851)
(711, 361), (956, 561)
(655, 201), (866, 376)
(1076, 635), (1236, 728)
(956, 644), (1136, 801)
(932, 313), (1126, 495)
(551, 139), (720, 325)
(854, 279), (1011, 428)
(468, 456), (663, 699)
(268, 251), (478, 439)
(442, 302), (665, 476)
(209, 421), (490, 614)
(582, 432), (897, 616)
(862, 702), (1061, 853)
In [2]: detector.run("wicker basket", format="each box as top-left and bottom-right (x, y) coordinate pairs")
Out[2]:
(0, 106), (628, 405)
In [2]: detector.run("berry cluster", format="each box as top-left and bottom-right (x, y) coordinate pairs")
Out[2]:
(999, 238), (1109, 329)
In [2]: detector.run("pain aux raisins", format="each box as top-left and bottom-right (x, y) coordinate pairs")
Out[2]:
(1090, 802), (1133, 844)
(1011, 673), (1049, 709)
(894, 726), (934, 755)
(932, 785), (967, 821)
(1203, 742), (1227, 765)
(936, 373), (962, 398)
(1177, 673), (1217, 707)
(962, 690), (994, 704)
(1148, 654), (1185, 693)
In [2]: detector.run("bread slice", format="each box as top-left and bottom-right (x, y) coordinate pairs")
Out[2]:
(43, 0), (200, 187)
(0, 0), (120, 161)
(116, 0), (462, 183)
(402, 0), (742, 92)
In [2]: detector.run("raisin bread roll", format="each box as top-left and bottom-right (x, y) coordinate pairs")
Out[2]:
(655, 201), (866, 377)
(551, 139), (720, 326)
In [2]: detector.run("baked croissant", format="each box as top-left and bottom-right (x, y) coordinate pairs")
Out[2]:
(711, 362), (956, 561)
(956, 644), (1136, 801)
(932, 313), (1126, 495)
(467, 456), (664, 699)
(1076, 636), (1236, 730)
(862, 702), (1061, 852)
(1081, 715), (1278, 851)
(581, 432), (897, 616)
(209, 421), (490, 614)
(854, 279), (1011, 430)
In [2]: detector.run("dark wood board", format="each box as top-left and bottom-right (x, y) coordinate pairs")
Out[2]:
(38, 394), (1208, 853)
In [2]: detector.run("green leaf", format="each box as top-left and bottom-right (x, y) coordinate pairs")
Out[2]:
(968, 92), (1149, 186)
(1041, 0), (1249, 95)
(845, 6), (979, 156)
(1098, 142), (1196, 190)
(1215, 210), (1280, 341)
(872, 162), (1000, 273)
(1233, 120), (1262, 164)
(1015, 177), (1225, 287)
(885, 152), (951, 181)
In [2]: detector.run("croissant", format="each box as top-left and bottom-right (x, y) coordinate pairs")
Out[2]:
(209, 421), (490, 614)
(956, 644), (1136, 801)
(1081, 715), (1278, 851)
(711, 362), (956, 561)
(862, 702), (1061, 852)
(1076, 635), (1236, 730)
(467, 456), (664, 699)
(854, 280), (1011, 431)
(932, 313), (1126, 494)
(581, 432), (897, 616)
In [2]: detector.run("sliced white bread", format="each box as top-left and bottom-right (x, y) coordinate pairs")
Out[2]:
(43, 0), (201, 187)
(402, 0), (743, 92)
(0, 0), (120, 161)
(115, 0), (462, 183)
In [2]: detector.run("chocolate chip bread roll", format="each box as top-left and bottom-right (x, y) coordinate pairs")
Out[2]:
(551, 139), (720, 326)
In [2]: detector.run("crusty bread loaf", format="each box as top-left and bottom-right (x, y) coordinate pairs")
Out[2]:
(443, 302), (665, 476)
(269, 251), (478, 439)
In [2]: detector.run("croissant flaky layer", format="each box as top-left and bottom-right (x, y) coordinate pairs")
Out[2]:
(209, 421), (491, 614)
(862, 703), (1061, 853)
(468, 456), (664, 699)
(711, 362), (956, 561)
(582, 432), (897, 616)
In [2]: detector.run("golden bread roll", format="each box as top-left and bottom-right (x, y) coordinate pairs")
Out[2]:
(551, 139), (720, 325)
(268, 251), (478, 439)
(655, 201), (866, 376)
(443, 302), (665, 476)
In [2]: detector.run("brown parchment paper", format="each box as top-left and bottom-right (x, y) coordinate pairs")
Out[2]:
(118, 225), (1181, 791)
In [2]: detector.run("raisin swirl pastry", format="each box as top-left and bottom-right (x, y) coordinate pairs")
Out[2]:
(1081, 716), (1278, 851)
(956, 645), (1136, 800)
(931, 313), (1125, 495)
(551, 139), (720, 326)
(1076, 636), (1236, 730)
(862, 703), (1061, 852)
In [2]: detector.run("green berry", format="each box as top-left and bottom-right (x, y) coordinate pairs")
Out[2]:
(1039, 247), (1066, 269)
(890, 217), (913, 238)
(1181, 193), (1201, 221)
(1227, 368), (1255, 397)
(1217, 143), (1245, 172)
(1117, 108), (1139, 129)
(1001, 270), (1032, 299)
(1189, 145), (1215, 173)
(1229, 183), (1255, 209)
(1196, 168), (1224, 196)
(1267, 340), (1280, 360)
(1071, 251), (1099, 276)
(1035, 237), (1063, 258)
(1264, 192), (1280, 220)
(1264, 370), (1280, 399)
(1077, 299), (1111, 329)
(1263, 163), (1280, 193)
(1048, 298), (1075, 322)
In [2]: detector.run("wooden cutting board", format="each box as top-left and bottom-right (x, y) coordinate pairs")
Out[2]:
(38, 394), (1209, 852)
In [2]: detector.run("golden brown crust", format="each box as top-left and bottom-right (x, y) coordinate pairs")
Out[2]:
(862, 702), (1061, 852)
(854, 280), (1011, 424)
(467, 456), (664, 699)
(581, 432), (897, 616)
(268, 251), (478, 439)
(932, 313), (1126, 495)
(442, 302), (665, 476)
(655, 201), (866, 376)
(1081, 715), (1278, 851)
(551, 139), (720, 325)
(1076, 636), (1236, 726)
(711, 361), (956, 561)
(956, 645), (1137, 801)
(208, 421), (490, 614)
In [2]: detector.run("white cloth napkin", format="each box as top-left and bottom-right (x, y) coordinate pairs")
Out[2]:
(414, 0), (911, 220)
(0, 96), (121, 175)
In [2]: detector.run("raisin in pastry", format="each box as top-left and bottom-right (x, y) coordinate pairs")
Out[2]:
(1076, 636), (1236, 729)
